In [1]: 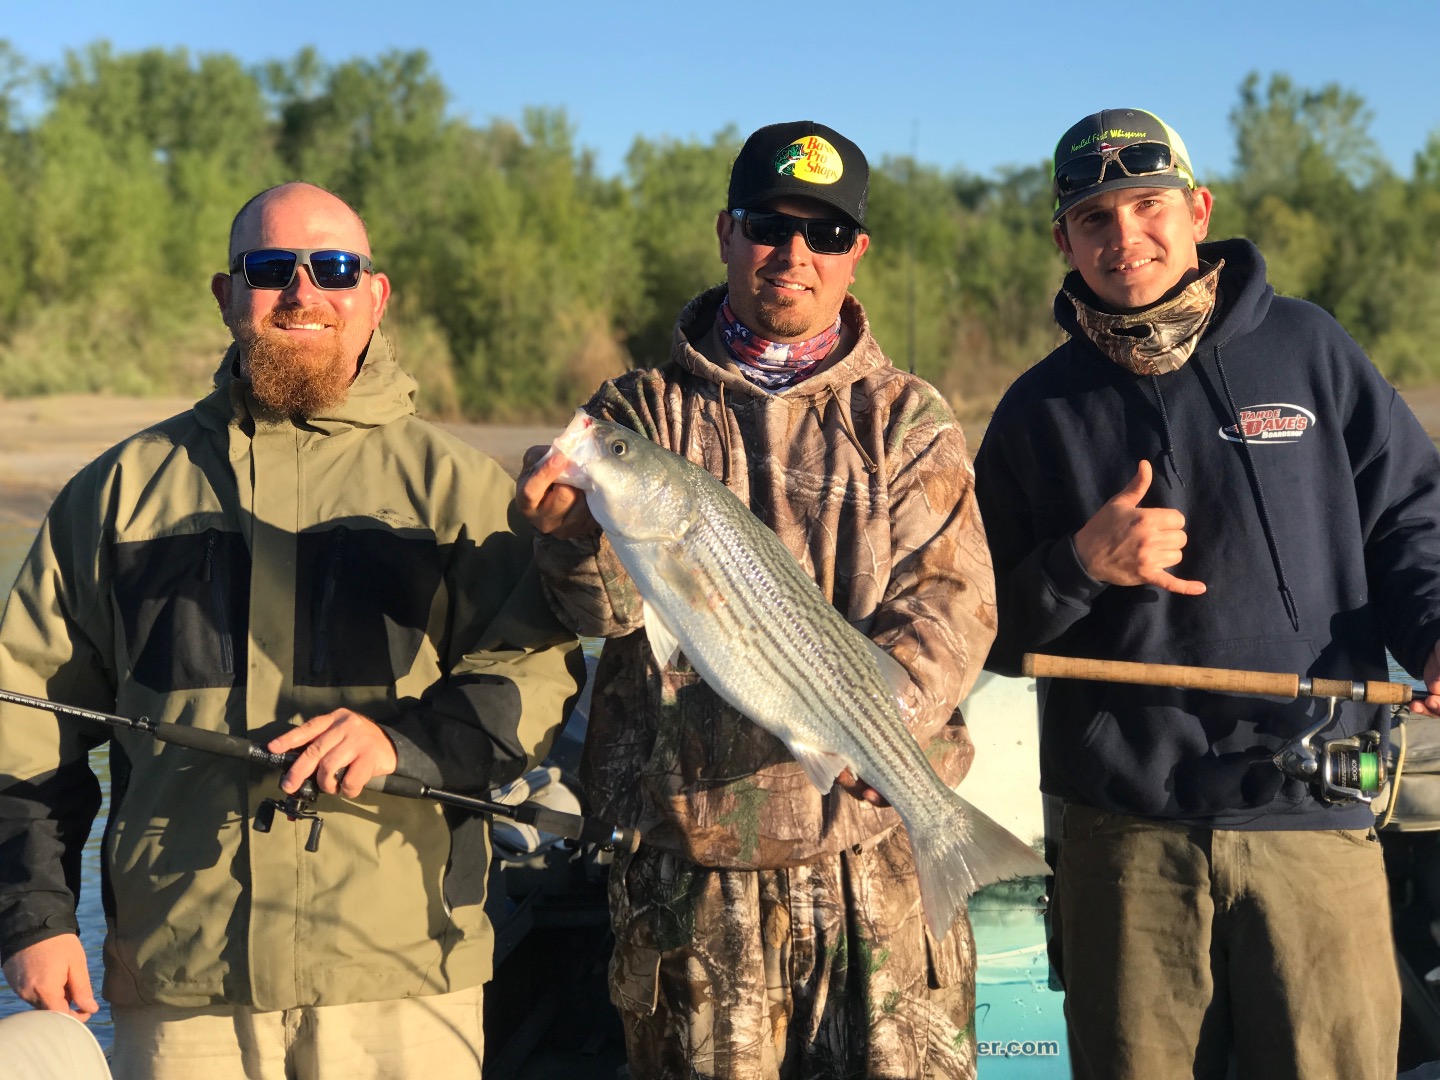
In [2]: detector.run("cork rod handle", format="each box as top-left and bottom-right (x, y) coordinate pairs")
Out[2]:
(1020, 654), (1414, 705)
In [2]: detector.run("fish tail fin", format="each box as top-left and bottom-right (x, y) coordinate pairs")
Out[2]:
(909, 796), (1051, 940)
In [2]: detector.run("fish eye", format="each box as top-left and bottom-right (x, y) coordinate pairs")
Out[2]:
(609, 440), (628, 456)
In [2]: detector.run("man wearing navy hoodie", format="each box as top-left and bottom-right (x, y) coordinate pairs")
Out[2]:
(974, 108), (1440, 1080)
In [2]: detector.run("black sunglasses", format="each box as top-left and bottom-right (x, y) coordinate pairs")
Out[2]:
(1053, 142), (1177, 198)
(729, 209), (861, 255)
(230, 248), (375, 291)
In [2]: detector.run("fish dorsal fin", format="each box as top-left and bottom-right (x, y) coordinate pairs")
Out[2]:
(642, 599), (684, 670)
(863, 638), (917, 706)
(786, 739), (850, 793)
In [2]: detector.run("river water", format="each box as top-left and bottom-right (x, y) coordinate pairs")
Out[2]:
(0, 519), (1428, 1074)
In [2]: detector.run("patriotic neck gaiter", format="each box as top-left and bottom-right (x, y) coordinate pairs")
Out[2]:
(717, 295), (842, 390)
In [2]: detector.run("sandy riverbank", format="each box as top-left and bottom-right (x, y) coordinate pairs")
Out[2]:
(0, 394), (557, 527)
(2, 386), (1439, 527)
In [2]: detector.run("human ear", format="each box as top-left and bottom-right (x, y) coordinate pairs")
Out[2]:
(210, 272), (232, 319)
(716, 211), (735, 265)
(1052, 222), (1077, 269)
(368, 272), (392, 327)
(1190, 187), (1215, 243)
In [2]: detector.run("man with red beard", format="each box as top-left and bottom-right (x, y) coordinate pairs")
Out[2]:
(0, 183), (584, 1079)
(215, 183), (390, 419)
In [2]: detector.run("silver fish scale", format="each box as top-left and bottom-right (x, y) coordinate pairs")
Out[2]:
(644, 480), (957, 823)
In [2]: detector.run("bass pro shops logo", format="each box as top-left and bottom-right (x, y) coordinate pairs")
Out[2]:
(773, 136), (844, 185)
(1218, 403), (1315, 444)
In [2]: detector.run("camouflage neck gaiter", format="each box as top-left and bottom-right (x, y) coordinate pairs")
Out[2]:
(1066, 259), (1224, 376)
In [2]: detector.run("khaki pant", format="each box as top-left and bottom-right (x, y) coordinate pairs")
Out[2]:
(1052, 805), (1400, 1080)
(108, 984), (484, 1080)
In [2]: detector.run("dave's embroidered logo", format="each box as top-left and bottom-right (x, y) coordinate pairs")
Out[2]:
(1218, 403), (1315, 444)
(774, 136), (843, 184)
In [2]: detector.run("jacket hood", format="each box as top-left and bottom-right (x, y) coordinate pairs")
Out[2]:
(1055, 237), (1274, 350)
(196, 330), (417, 433)
(671, 284), (891, 401)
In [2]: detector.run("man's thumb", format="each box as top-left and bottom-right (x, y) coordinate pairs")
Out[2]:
(1111, 460), (1152, 507)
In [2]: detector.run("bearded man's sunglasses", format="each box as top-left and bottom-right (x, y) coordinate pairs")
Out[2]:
(729, 209), (861, 255)
(230, 248), (375, 291)
(1052, 142), (1178, 198)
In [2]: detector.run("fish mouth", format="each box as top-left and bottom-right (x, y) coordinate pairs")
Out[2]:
(554, 410), (594, 446)
(543, 410), (600, 485)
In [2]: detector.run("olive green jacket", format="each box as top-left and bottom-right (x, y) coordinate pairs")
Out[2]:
(0, 334), (583, 1009)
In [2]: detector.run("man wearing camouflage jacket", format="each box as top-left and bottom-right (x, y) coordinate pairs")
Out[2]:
(519, 121), (997, 1079)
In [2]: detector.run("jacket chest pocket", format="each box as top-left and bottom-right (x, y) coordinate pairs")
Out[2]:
(293, 525), (444, 687)
(113, 528), (251, 692)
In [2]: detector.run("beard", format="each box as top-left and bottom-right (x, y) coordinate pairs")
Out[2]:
(749, 292), (814, 341)
(234, 307), (359, 417)
(752, 302), (808, 340)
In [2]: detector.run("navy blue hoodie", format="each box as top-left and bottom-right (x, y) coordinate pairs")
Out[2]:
(974, 238), (1440, 829)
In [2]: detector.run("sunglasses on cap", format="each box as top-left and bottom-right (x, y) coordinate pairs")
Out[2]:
(229, 248), (375, 291)
(729, 209), (861, 256)
(1052, 141), (1178, 199)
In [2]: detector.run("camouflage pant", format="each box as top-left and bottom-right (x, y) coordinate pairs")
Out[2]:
(607, 827), (976, 1080)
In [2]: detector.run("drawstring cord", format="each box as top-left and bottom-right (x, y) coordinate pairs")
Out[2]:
(813, 385), (878, 473)
(1213, 346), (1301, 632)
(1148, 374), (1185, 488)
(716, 382), (733, 484)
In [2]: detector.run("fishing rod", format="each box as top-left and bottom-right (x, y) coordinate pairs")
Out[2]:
(0, 686), (640, 854)
(1021, 653), (1416, 705)
(1021, 652), (1422, 806)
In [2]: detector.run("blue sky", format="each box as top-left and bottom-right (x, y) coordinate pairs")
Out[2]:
(7, 0), (1438, 183)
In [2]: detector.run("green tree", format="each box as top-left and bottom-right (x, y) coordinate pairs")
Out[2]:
(0, 46), (1436, 409)
(418, 110), (641, 419)
(0, 41), (33, 333)
(622, 128), (739, 365)
(1229, 72), (1384, 207)
(0, 44), (275, 393)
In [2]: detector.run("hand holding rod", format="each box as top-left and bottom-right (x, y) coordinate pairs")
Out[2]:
(1020, 653), (1416, 705)
(0, 686), (641, 852)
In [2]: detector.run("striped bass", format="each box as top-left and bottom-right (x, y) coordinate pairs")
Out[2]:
(544, 411), (1049, 940)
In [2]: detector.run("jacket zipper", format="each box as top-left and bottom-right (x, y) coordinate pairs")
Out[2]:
(311, 527), (346, 675)
(203, 531), (234, 676)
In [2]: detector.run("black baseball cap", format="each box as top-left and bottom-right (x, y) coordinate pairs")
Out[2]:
(1051, 108), (1196, 221)
(727, 121), (869, 229)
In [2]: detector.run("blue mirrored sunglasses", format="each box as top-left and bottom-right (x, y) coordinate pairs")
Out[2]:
(230, 248), (375, 291)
